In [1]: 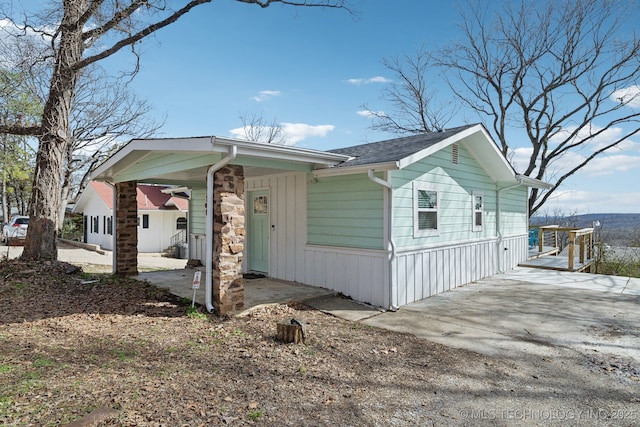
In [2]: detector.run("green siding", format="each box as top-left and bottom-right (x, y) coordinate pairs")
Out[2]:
(391, 144), (526, 248)
(307, 174), (384, 249)
(499, 186), (528, 236)
(189, 188), (207, 235)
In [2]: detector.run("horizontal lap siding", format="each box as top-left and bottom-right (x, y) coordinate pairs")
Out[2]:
(392, 145), (499, 248)
(499, 186), (528, 236)
(307, 174), (384, 250)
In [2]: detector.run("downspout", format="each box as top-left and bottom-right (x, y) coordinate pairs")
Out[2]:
(205, 142), (238, 313)
(367, 169), (398, 311)
(496, 176), (525, 273)
(106, 182), (116, 274)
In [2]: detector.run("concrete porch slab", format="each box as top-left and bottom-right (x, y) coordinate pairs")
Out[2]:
(136, 268), (337, 314)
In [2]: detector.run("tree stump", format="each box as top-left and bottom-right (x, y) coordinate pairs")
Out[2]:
(277, 319), (307, 344)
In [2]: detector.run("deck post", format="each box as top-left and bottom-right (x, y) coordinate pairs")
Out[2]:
(568, 230), (576, 270)
(538, 228), (544, 253)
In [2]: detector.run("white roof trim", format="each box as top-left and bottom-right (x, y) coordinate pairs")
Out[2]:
(91, 135), (350, 181)
(313, 162), (398, 177)
(516, 174), (553, 189)
(396, 124), (485, 170)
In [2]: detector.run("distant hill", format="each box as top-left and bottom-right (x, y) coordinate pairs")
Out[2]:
(531, 213), (640, 246)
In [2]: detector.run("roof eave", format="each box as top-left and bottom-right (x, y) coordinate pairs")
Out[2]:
(313, 162), (398, 177)
(91, 136), (351, 182)
(396, 124), (484, 170)
(515, 174), (553, 189)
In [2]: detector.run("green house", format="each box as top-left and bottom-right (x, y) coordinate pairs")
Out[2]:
(92, 123), (549, 312)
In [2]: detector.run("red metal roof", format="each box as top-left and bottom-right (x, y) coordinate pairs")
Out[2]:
(89, 181), (188, 211)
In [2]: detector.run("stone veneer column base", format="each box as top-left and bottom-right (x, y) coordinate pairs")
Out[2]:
(212, 165), (245, 314)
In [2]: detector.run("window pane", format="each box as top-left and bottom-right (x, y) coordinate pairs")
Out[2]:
(475, 195), (483, 210)
(418, 190), (437, 209)
(418, 212), (437, 230)
(475, 212), (483, 226)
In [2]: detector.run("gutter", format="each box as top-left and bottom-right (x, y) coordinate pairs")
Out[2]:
(205, 141), (238, 313)
(496, 176), (526, 274)
(367, 169), (398, 311)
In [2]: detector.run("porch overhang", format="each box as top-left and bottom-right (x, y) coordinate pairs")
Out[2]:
(90, 135), (351, 184)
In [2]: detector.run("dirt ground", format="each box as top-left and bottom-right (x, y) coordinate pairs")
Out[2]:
(1, 259), (639, 426)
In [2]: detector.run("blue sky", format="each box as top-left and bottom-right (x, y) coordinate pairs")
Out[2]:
(13, 1), (640, 214)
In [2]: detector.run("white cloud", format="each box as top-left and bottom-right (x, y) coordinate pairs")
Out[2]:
(510, 123), (640, 179)
(542, 190), (640, 214)
(550, 124), (637, 152)
(581, 154), (640, 176)
(357, 109), (385, 118)
(280, 123), (334, 145)
(610, 85), (640, 108)
(346, 76), (391, 85)
(229, 123), (334, 146)
(253, 90), (281, 102)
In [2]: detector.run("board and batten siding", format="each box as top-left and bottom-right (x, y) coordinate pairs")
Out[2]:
(307, 173), (385, 249)
(303, 245), (389, 308)
(188, 188), (207, 263)
(391, 234), (526, 306)
(245, 172), (307, 283)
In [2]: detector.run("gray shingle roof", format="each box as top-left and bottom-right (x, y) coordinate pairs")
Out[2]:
(329, 124), (478, 168)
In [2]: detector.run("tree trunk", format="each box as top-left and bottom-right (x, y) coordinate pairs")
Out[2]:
(1, 135), (8, 223)
(58, 143), (74, 232)
(22, 0), (85, 261)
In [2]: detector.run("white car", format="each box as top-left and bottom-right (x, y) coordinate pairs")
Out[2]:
(2, 216), (29, 245)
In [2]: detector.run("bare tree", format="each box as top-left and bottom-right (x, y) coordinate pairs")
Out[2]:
(0, 0), (349, 261)
(437, 0), (640, 215)
(236, 111), (285, 144)
(59, 65), (164, 227)
(362, 47), (458, 134)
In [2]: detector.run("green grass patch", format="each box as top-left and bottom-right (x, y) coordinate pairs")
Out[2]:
(186, 306), (208, 320)
(249, 408), (264, 421)
(0, 363), (16, 374)
(596, 260), (640, 277)
(112, 348), (136, 361)
(230, 329), (248, 338)
(32, 356), (55, 368)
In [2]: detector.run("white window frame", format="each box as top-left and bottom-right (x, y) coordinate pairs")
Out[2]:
(413, 182), (439, 237)
(472, 191), (484, 232)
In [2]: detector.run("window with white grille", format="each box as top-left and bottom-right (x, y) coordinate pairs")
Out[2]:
(414, 182), (439, 237)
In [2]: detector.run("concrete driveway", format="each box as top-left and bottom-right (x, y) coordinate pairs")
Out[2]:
(362, 267), (640, 360)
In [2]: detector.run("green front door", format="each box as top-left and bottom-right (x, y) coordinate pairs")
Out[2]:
(248, 190), (270, 273)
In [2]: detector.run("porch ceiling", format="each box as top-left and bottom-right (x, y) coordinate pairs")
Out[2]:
(91, 136), (350, 186)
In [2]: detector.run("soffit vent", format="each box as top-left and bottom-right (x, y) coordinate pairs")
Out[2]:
(451, 143), (459, 165)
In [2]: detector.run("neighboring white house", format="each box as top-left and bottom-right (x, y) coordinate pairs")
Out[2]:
(73, 181), (189, 253)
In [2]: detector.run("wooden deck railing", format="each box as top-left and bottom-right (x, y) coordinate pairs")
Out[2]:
(527, 225), (595, 272)
(566, 228), (594, 271)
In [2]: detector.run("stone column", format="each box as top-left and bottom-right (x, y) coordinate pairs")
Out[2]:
(115, 181), (138, 276)
(212, 165), (245, 314)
